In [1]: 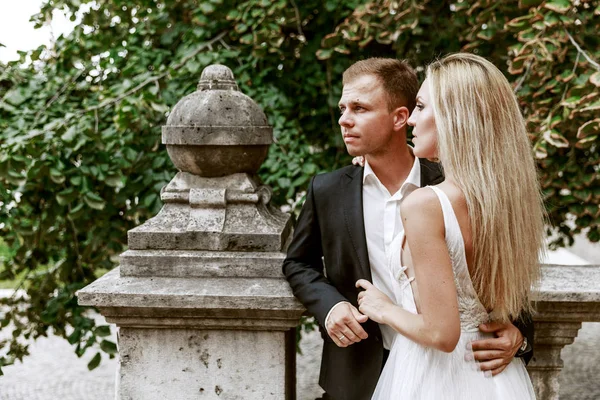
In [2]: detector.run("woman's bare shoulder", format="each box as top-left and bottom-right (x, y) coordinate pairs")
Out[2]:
(400, 187), (444, 234)
(402, 186), (439, 210)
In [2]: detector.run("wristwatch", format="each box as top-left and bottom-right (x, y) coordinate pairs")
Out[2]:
(519, 337), (528, 352)
(516, 337), (529, 356)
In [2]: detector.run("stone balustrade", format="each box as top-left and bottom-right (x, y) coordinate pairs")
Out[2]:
(529, 263), (600, 400)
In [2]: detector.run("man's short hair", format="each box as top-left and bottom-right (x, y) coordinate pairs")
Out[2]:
(342, 58), (418, 112)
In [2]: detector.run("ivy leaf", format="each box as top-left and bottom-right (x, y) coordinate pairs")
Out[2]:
(199, 2), (216, 14)
(84, 192), (106, 210)
(100, 340), (118, 354)
(544, 0), (571, 14)
(61, 125), (78, 142)
(506, 15), (532, 30)
(3, 89), (26, 106)
(49, 168), (65, 184)
(186, 60), (201, 74)
(67, 329), (82, 345)
(87, 352), (101, 370)
(315, 49), (333, 60)
(577, 119), (600, 139)
(543, 129), (570, 148)
(56, 188), (76, 206)
(104, 174), (123, 188)
(580, 100), (600, 113)
(95, 325), (112, 337)
(561, 96), (580, 108)
(590, 72), (600, 87)
(575, 135), (597, 149)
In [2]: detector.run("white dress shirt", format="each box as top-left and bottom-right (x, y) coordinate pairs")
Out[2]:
(325, 156), (421, 350)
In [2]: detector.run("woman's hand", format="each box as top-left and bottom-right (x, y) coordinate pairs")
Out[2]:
(352, 156), (365, 167)
(356, 279), (396, 324)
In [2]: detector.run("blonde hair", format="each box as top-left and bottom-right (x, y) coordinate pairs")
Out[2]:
(427, 53), (545, 322)
(343, 58), (418, 111)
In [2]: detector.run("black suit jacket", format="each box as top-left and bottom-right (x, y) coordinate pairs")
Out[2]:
(282, 159), (533, 400)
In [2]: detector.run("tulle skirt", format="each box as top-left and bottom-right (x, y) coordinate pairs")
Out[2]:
(372, 330), (536, 400)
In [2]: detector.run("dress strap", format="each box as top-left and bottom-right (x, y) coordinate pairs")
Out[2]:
(425, 186), (460, 236)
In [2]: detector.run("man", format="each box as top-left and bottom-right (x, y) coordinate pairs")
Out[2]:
(282, 58), (533, 400)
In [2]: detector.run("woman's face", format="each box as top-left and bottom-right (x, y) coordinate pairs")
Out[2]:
(407, 78), (438, 160)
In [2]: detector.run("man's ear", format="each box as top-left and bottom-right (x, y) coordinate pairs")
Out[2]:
(393, 106), (411, 131)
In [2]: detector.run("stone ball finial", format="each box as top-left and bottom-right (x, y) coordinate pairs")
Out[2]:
(162, 64), (273, 177)
(197, 64), (239, 91)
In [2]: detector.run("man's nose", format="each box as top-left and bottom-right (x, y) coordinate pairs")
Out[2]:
(339, 110), (353, 127)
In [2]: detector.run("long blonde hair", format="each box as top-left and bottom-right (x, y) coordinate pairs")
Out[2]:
(427, 53), (545, 322)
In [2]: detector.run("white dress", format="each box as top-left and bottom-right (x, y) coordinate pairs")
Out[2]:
(372, 186), (536, 400)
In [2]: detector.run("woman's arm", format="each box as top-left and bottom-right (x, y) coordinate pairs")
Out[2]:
(356, 187), (461, 352)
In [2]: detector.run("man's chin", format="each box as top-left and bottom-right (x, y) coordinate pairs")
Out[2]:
(345, 146), (363, 157)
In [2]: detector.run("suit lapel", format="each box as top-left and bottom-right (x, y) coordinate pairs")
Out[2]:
(341, 166), (371, 279)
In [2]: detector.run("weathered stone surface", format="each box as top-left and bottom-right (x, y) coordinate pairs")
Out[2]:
(120, 249), (286, 278)
(117, 328), (292, 400)
(532, 264), (600, 303)
(528, 264), (600, 400)
(165, 145), (269, 177)
(127, 172), (292, 252)
(77, 268), (303, 330)
(162, 64), (272, 177)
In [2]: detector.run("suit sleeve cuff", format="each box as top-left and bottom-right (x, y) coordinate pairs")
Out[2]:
(324, 301), (351, 328)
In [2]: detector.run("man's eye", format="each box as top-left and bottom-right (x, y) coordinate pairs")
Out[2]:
(355, 106), (363, 111)
(339, 108), (345, 114)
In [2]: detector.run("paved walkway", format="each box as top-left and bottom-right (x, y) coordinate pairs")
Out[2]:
(0, 317), (599, 399)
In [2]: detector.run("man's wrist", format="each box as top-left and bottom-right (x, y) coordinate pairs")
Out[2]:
(324, 301), (351, 327)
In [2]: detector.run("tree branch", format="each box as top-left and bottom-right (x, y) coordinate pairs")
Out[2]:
(33, 68), (86, 125)
(565, 29), (600, 71)
(513, 57), (534, 94)
(290, 0), (305, 40)
(77, 30), (229, 116)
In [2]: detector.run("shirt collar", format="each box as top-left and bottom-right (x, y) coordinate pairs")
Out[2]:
(362, 149), (421, 189)
(405, 151), (421, 189)
(363, 159), (376, 184)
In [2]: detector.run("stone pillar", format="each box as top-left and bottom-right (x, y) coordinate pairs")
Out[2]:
(77, 65), (304, 400)
(527, 265), (600, 400)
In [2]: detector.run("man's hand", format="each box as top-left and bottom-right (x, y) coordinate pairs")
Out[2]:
(469, 321), (523, 376)
(326, 302), (369, 348)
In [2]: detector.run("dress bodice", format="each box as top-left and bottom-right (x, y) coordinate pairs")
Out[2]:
(388, 186), (489, 332)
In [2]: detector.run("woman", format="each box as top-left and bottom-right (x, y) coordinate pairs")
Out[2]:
(355, 53), (544, 399)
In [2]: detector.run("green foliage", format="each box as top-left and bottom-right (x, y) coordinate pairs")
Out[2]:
(0, 0), (598, 372)
(315, 0), (600, 246)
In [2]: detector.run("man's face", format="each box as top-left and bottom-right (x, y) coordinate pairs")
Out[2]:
(338, 74), (398, 157)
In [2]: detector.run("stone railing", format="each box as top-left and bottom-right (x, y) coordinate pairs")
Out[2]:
(528, 264), (600, 400)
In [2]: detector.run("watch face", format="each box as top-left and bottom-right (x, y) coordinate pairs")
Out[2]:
(520, 338), (528, 352)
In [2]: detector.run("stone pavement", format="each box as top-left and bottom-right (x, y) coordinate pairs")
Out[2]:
(1, 318), (599, 399)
